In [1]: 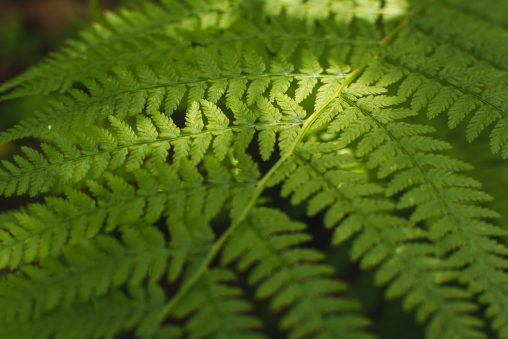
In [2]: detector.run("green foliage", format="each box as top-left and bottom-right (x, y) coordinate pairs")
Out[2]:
(1, 0), (508, 338)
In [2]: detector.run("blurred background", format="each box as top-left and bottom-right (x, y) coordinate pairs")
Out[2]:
(0, 0), (117, 83)
(0, 0), (106, 157)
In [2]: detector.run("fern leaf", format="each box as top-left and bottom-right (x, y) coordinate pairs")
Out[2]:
(0, 0), (238, 100)
(336, 92), (507, 337)
(0, 159), (246, 271)
(271, 138), (483, 339)
(2, 0), (508, 338)
(0, 227), (167, 322)
(223, 207), (373, 339)
(366, 3), (508, 158)
(0, 103), (302, 195)
(172, 268), (264, 339)
(0, 284), (166, 339)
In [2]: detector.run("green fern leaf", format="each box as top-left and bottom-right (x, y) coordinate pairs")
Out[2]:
(2, 0), (508, 338)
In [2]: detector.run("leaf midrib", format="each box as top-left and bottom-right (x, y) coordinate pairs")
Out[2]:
(160, 0), (436, 320)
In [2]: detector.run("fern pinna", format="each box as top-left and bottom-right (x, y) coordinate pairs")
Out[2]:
(0, 0), (508, 338)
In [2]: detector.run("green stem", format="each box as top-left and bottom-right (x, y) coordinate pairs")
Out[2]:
(160, 0), (434, 320)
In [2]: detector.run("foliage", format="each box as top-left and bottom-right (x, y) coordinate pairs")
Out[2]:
(1, 0), (508, 338)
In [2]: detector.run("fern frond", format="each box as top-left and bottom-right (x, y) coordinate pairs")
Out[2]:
(0, 53), (338, 144)
(0, 0), (384, 144)
(2, 0), (508, 337)
(335, 90), (508, 337)
(0, 284), (166, 339)
(223, 207), (373, 339)
(363, 0), (508, 158)
(0, 159), (243, 271)
(0, 102), (300, 196)
(172, 268), (264, 339)
(270, 138), (484, 339)
(0, 227), (167, 323)
(0, 0), (390, 104)
(0, 0), (242, 100)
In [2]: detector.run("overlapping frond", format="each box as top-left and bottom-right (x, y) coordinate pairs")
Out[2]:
(0, 0), (393, 104)
(361, 0), (508, 158)
(0, 227), (167, 323)
(331, 85), (508, 337)
(0, 0), (242, 100)
(0, 284), (165, 339)
(172, 268), (264, 339)
(0, 98), (302, 196)
(0, 50), (347, 147)
(223, 207), (373, 339)
(0, 159), (241, 271)
(0, 0), (383, 144)
(269, 137), (484, 339)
